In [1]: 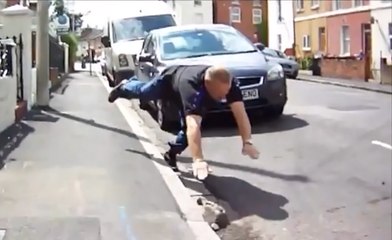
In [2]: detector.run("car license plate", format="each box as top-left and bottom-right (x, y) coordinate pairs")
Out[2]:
(242, 89), (259, 100)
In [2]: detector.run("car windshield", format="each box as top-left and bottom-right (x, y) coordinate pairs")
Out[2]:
(262, 48), (280, 58)
(112, 14), (176, 43)
(159, 28), (256, 60)
(275, 50), (287, 59)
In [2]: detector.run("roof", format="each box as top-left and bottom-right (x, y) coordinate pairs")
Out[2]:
(150, 24), (234, 36)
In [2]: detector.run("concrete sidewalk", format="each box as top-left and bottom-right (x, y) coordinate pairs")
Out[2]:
(0, 72), (196, 240)
(295, 70), (392, 94)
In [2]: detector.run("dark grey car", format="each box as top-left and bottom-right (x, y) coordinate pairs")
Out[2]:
(256, 45), (299, 79)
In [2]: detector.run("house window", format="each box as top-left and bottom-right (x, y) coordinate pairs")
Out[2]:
(389, 23), (392, 50)
(311, 0), (319, 8)
(253, 0), (261, 7)
(353, 0), (363, 7)
(302, 35), (310, 50)
(341, 25), (350, 55)
(296, 0), (304, 11)
(333, 0), (342, 10)
(277, 34), (282, 51)
(252, 8), (262, 24)
(230, 6), (241, 23)
(194, 0), (201, 6)
(278, 0), (282, 21)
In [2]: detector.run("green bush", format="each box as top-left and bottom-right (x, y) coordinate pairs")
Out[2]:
(299, 57), (313, 70)
(60, 33), (78, 71)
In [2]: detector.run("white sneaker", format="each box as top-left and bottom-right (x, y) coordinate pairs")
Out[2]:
(192, 161), (210, 180)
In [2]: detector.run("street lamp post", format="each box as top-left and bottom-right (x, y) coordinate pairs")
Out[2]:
(36, 0), (51, 106)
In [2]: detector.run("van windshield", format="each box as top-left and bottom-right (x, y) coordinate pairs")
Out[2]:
(112, 14), (175, 43)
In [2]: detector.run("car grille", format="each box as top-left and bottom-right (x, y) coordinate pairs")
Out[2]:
(281, 64), (292, 69)
(236, 76), (262, 87)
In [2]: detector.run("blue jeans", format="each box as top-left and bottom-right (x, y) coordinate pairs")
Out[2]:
(122, 76), (188, 155)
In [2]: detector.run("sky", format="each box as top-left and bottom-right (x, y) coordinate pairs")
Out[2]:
(73, 1), (161, 28)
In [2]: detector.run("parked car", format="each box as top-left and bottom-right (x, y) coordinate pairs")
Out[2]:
(135, 24), (287, 130)
(255, 45), (299, 79)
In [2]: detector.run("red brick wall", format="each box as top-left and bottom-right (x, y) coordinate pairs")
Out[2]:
(320, 58), (366, 80)
(326, 11), (371, 56)
(6, 0), (19, 7)
(213, 0), (268, 42)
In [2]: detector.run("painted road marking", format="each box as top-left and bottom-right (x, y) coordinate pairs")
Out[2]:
(0, 230), (6, 240)
(95, 69), (220, 240)
(371, 140), (392, 150)
(119, 206), (137, 240)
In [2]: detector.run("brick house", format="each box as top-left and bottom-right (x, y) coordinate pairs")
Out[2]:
(213, 0), (268, 44)
(294, 0), (372, 58)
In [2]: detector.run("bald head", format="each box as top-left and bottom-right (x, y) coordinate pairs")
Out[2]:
(204, 66), (232, 101)
(205, 66), (232, 85)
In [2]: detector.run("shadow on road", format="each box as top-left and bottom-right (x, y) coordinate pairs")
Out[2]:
(182, 173), (289, 221)
(202, 113), (309, 138)
(178, 156), (310, 183)
(35, 106), (152, 144)
(0, 121), (35, 170)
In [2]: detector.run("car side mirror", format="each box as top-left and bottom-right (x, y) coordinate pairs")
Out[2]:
(139, 53), (155, 62)
(101, 36), (111, 48)
(254, 42), (265, 51)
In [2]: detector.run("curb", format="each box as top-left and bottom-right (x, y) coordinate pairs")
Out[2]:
(94, 70), (221, 240)
(294, 76), (392, 95)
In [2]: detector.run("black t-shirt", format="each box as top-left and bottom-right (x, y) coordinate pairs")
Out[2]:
(160, 65), (243, 116)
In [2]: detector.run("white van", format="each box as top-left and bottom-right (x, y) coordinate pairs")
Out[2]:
(101, 1), (176, 86)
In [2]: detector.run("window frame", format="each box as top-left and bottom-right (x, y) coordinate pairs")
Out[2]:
(230, 6), (241, 23)
(340, 25), (350, 55)
(252, 8), (262, 24)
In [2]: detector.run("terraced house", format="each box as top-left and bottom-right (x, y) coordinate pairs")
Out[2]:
(294, 0), (373, 57)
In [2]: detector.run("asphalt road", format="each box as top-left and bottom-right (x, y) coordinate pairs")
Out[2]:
(134, 79), (392, 240)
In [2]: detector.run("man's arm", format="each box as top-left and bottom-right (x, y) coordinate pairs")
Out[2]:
(178, 78), (205, 161)
(226, 79), (252, 144)
(230, 101), (252, 144)
(185, 115), (204, 161)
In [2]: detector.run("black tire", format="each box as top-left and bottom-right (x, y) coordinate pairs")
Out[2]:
(156, 100), (176, 131)
(266, 104), (284, 118)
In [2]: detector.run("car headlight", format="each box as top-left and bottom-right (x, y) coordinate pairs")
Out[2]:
(118, 54), (128, 67)
(267, 64), (284, 81)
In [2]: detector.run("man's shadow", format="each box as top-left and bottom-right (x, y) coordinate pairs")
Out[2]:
(181, 173), (289, 221)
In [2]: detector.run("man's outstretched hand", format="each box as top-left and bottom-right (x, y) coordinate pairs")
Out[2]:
(242, 144), (260, 159)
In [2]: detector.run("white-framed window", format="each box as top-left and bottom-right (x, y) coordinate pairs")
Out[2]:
(252, 8), (262, 24)
(194, 0), (201, 6)
(388, 22), (392, 50)
(296, 0), (304, 11)
(277, 34), (282, 51)
(311, 0), (319, 8)
(302, 35), (310, 50)
(253, 0), (261, 7)
(340, 25), (350, 55)
(333, 0), (342, 10)
(230, 6), (241, 23)
(353, 0), (363, 7)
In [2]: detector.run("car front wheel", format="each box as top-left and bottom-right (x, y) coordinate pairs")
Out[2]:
(156, 100), (176, 131)
(266, 104), (284, 118)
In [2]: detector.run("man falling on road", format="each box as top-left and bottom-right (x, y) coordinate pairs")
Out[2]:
(108, 65), (260, 180)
